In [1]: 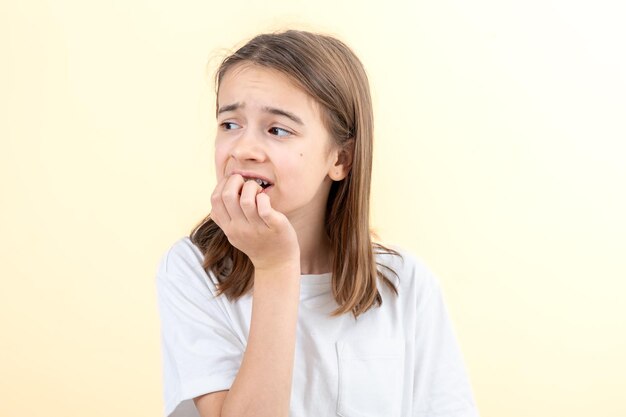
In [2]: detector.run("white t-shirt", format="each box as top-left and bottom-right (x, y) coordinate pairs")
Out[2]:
(156, 236), (479, 417)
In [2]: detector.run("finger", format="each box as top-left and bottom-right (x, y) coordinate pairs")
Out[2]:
(240, 180), (266, 226)
(210, 176), (231, 225)
(256, 192), (282, 229)
(221, 174), (247, 223)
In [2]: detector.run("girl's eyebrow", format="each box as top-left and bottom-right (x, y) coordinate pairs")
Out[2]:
(217, 102), (304, 125)
(217, 102), (240, 115)
(262, 106), (304, 125)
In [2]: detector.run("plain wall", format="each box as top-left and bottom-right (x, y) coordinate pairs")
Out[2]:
(1, 0), (625, 416)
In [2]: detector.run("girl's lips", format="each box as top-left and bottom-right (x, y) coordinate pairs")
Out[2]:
(260, 185), (274, 194)
(228, 170), (274, 186)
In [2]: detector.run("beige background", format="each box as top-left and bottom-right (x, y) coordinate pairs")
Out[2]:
(2, 0), (625, 416)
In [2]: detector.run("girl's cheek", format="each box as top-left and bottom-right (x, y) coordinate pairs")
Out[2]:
(214, 148), (229, 171)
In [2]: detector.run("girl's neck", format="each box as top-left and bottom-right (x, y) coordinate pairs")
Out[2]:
(291, 216), (333, 275)
(299, 236), (332, 275)
(288, 179), (334, 275)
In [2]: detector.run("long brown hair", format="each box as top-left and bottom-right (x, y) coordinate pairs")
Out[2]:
(190, 30), (401, 318)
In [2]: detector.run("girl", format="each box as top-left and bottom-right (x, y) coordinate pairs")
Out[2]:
(156, 30), (479, 417)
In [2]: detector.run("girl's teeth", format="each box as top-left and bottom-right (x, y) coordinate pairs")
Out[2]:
(244, 177), (269, 187)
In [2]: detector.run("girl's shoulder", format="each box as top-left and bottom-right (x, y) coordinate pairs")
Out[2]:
(156, 236), (204, 277)
(373, 242), (441, 295)
(155, 236), (220, 294)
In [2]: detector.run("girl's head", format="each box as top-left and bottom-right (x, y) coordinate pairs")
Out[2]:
(214, 30), (372, 227)
(214, 62), (349, 222)
(192, 30), (399, 318)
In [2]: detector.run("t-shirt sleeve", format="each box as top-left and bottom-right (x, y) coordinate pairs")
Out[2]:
(412, 267), (480, 417)
(155, 248), (244, 417)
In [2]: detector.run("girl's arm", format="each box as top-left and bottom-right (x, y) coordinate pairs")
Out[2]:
(212, 263), (300, 417)
(193, 391), (227, 416)
(194, 263), (300, 417)
(195, 175), (301, 417)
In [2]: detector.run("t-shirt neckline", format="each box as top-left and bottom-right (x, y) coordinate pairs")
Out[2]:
(300, 272), (332, 286)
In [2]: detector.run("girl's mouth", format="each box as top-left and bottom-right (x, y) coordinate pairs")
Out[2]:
(242, 177), (273, 191)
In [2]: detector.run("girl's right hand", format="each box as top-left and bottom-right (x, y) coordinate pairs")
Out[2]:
(210, 173), (300, 272)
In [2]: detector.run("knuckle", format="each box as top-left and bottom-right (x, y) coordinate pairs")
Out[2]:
(240, 197), (255, 208)
(222, 191), (238, 203)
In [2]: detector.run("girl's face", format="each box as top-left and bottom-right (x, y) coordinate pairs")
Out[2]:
(214, 63), (346, 222)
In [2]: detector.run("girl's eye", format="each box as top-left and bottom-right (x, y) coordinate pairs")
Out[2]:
(268, 127), (292, 137)
(220, 122), (241, 130)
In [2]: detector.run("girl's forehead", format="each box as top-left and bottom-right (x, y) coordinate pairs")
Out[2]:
(221, 62), (301, 89)
(218, 63), (322, 118)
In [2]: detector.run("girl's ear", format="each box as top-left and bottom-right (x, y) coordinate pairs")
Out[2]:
(328, 140), (354, 181)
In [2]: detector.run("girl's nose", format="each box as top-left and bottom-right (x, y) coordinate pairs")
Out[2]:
(230, 129), (266, 161)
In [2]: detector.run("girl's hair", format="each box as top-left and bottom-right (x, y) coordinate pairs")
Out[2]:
(190, 29), (401, 318)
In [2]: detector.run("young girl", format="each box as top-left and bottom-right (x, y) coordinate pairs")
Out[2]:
(156, 30), (479, 417)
